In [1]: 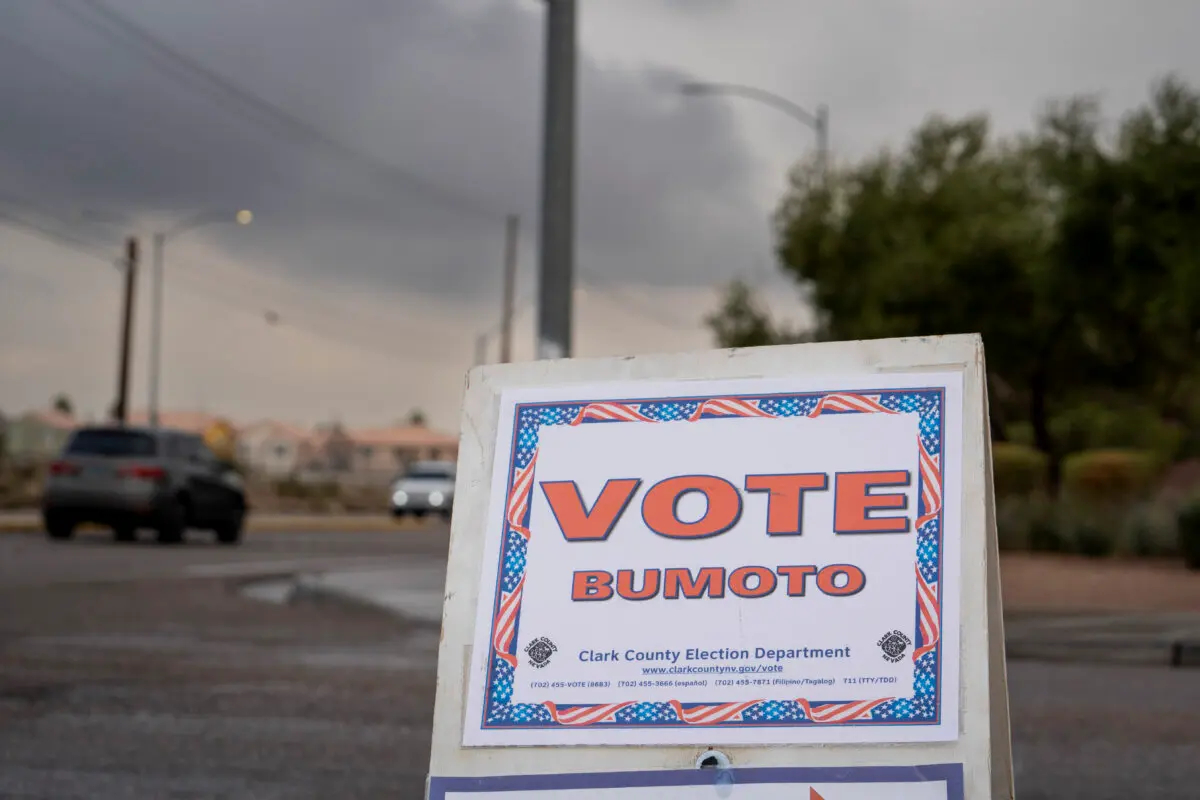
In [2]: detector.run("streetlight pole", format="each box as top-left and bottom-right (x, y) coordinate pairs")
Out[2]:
(500, 214), (519, 363)
(148, 231), (165, 428)
(536, 0), (577, 360)
(680, 82), (829, 176)
(147, 209), (252, 427)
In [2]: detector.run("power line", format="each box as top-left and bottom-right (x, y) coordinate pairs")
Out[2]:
(0, 190), (494, 364)
(0, 200), (437, 364)
(162, 270), (475, 369)
(47, 0), (504, 223)
(577, 268), (702, 332)
(0, 28), (314, 206)
(0, 204), (120, 265)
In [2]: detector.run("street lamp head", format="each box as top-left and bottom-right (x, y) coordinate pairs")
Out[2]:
(679, 82), (710, 96)
(235, 209), (253, 226)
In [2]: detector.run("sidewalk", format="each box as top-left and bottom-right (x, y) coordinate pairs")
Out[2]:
(1000, 553), (1200, 665)
(284, 553), (1200, 666)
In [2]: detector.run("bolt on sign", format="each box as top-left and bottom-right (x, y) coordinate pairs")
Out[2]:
(428, 335), (1013, 800)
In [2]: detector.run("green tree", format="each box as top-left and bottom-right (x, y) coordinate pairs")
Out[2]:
(704, 279), (779, 348)
(51, 393), (74, 417)
(1057, 76), (1200, 446)
(710, 108), (1107, 485)
(406, 408), (428, 427)
(709, 76), (1200, 480)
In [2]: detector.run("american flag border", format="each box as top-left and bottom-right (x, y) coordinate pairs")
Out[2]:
(479, 387), (947, 733)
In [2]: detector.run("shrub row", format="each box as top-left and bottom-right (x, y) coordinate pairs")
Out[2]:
(993, 443), (1163, 502)
(997, 494), (1200, 568)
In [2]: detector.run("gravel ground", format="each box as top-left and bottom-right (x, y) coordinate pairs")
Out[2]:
(0, 531), (443, 799)
(1, 531), (1198, 799)
(1009, 660), (1200, 799)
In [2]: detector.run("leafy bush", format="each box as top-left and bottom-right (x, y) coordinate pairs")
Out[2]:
(1177, 499), (1200, 570)
(992, 443), (1048, 497)
(1027, 504), (1068, 553)
(274, 476), (340, 500)
(1050, 402), (1184, 462)
(1062, 449), (1161, 505)
(996, 495), (1055, 551)
(1124, 503), (1180, 558)
(1071, 519), (1117, 558)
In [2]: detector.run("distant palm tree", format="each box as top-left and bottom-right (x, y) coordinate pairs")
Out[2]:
(407, 409), (427, 427)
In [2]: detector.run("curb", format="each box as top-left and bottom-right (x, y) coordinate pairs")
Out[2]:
(1170, 641), (1200, 667)
(0, 515), (431, 534)
(288, 574), (443, 628)
(1004, 639), (1179, 667)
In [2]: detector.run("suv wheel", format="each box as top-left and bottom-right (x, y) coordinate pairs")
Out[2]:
(155, 500), (187, 545)
(44, 513), (76, 540)
(214, 513), (243, 546)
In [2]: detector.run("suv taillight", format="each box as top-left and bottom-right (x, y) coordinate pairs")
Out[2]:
(119, 465), (166, 481)
(49, 461), (80, 476)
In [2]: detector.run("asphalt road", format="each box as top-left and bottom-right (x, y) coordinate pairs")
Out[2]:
(1, 526), (1198, 799)
(0, 526), (449, 800)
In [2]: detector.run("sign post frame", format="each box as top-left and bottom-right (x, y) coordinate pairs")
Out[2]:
(428, 334), (1013, 799)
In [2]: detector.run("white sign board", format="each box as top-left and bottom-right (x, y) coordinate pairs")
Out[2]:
(463, 372), (961, 746)
(430, 336), (1011, 798)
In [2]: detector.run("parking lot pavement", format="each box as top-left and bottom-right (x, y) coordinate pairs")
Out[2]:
(0, 527), (447, 800)
(1009, 660), (1200, 799)
(0, 524), (449, 586)
(2, 528), (1200, 799)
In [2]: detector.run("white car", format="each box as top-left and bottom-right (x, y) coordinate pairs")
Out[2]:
(390, 460), (456, 519)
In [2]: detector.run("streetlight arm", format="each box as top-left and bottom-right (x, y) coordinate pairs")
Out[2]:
(162, 210), (227, 240)
(681, 82), (822, 130)
(161, 208), (252, 241)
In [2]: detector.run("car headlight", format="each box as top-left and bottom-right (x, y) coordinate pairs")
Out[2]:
(428, 491), (445, 507)
(392, 490), (408, 506)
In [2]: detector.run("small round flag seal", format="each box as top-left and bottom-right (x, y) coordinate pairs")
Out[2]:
(877, 629), (912, 663)
(524, 636), (558, 668)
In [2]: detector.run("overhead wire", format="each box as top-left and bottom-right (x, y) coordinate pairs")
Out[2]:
(46, 0), (504, 223)
(0, 200), (429, 365)
(577, 267), (703, 332)
(8, 2), (705, 347)
(0, 205), (121, 265)
(0, 28), (321, 208)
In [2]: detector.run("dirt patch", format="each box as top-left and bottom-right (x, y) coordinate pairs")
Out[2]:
(1001, 552), (1200, 612)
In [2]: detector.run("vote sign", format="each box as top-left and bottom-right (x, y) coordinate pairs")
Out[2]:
(463, 372), (963, 746)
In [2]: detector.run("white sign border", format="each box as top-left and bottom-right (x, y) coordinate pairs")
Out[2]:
(462, 371), (963, 746)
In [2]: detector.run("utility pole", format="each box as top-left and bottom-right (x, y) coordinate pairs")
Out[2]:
(815, 103), (830, 179)
(500, 214), (519, 363)
(148, 232), (164, 427)
(113, 237), (138, 425)
(473, 333), (488, 367)
(536, 0), (577, 360)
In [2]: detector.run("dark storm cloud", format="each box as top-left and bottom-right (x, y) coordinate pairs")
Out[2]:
(0, 0), (763, 297)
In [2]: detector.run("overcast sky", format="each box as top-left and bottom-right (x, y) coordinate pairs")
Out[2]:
(2, 0), (1198, 431)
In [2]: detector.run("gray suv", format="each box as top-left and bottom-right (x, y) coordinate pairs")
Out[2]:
(41, 426), (247, 545)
